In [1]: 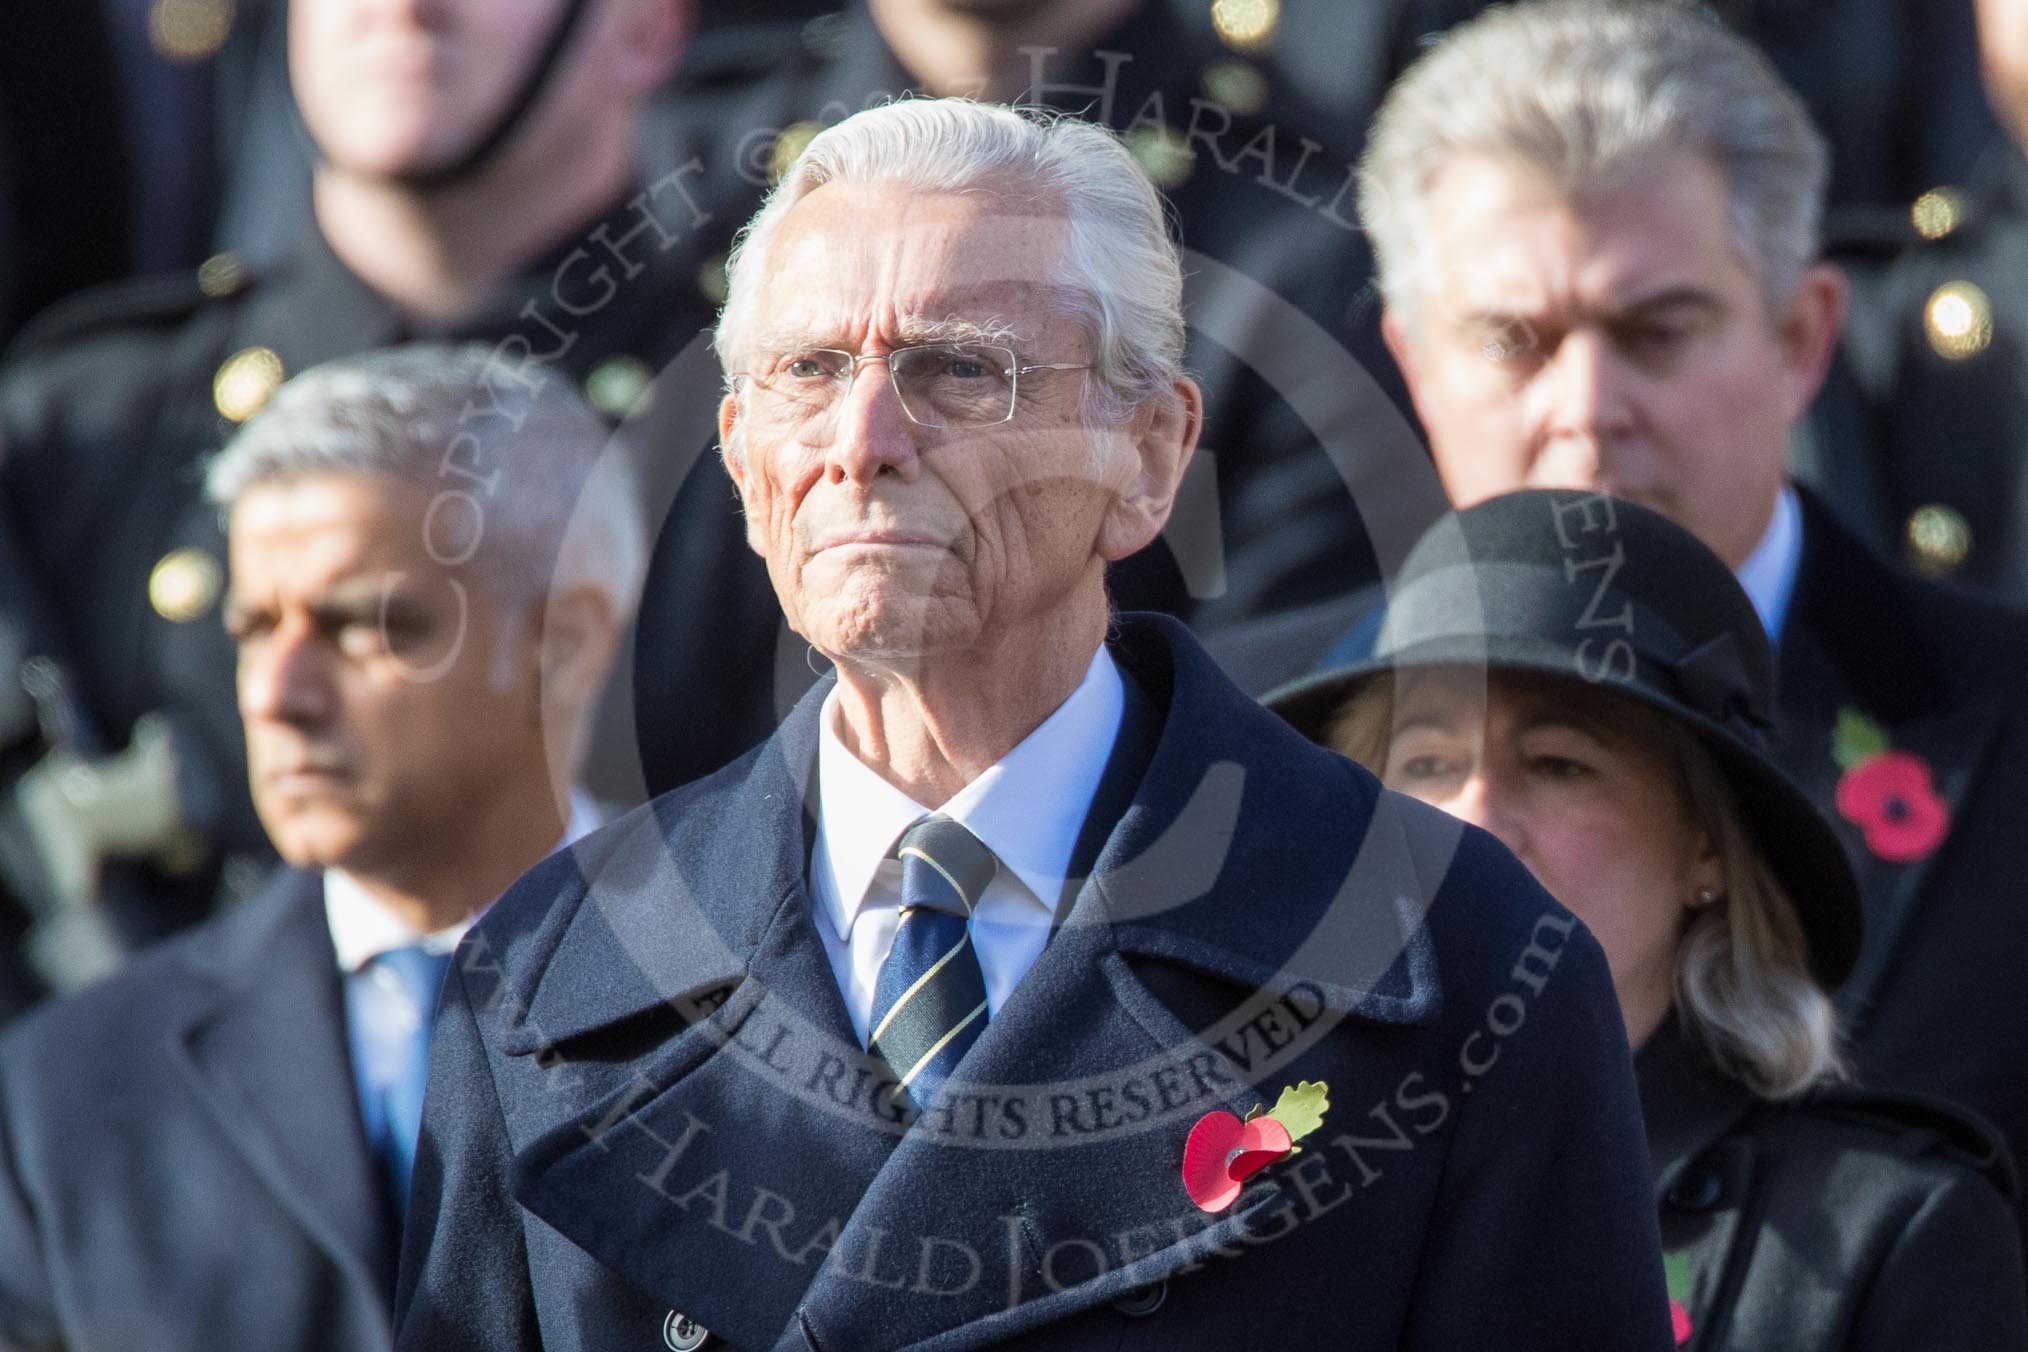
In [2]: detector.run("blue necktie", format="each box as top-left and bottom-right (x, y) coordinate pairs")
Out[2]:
(346, 945), (453, 1225)
(867, 816), (998, 1112)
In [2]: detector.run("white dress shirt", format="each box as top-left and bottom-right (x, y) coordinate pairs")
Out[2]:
(811, 646), (1126, 1045)
(1735, 484), (1805, 643)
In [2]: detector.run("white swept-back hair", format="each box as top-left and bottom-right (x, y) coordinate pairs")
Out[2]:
(712, 97), (1187, 456)
(1359, 1), (1829, 319)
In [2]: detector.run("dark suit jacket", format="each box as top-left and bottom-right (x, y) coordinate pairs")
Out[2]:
(395, 614), (1670, 1351)
(1769, 493), (2028, 1258)
(0, 868), (394, 1351)
(1641, 1025), (2028, 1350)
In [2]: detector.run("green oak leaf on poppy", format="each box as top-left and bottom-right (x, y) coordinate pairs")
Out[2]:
(1832, 706), (1892, 772)
(1664, 1251), (1695, 1345)
(1265, 1080), (1331, 1144)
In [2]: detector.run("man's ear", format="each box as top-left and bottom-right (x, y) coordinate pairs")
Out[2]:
(1098, 376), (1203, 563)
(1381, 306), (1420, 393)
(1777, 262), (1847, 423)
(535, 584), (622, 711)
(718, 392), (769, 556)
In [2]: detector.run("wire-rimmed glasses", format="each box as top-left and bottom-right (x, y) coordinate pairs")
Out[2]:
(735, 342), (1092, 430)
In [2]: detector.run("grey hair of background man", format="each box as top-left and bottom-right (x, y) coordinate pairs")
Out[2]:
(711, 98), (1188, 459)
(1357, 0), (1830, 321)
(204, 343), (647, 625)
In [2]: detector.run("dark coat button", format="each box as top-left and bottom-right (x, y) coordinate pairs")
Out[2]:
(1667, 1168), (1724, 1211)
(663, 1310), (710, 1350)
(1112, 1280), (1168, 1317)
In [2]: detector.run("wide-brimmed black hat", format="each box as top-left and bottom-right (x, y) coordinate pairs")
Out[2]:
(1266, 489), (1860, 989)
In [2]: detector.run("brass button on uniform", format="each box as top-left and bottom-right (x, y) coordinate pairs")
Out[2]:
(584, 355), (653, 419)
(662, 1309), (710, 1350)
(696, 252), (730, 306)
(149, 547), (223, 623)
(1124, 125), (1193, 191)
(150, 0), (234, 63)
(1210, 0), (1279, 54)
(196, 252), (245, 298)
(213, 346), (284, 422)
(1924, 281), (1994, 361)
(1910, 187), (1965, 241)
(1201, 59), (1269, 117)
(770, 122), (824, 184)
(1905, 503), (1973, 576)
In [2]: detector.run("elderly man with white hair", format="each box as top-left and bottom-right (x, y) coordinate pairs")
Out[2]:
(0, 343), (641, 1351)
(395, 99), (1671, 1351)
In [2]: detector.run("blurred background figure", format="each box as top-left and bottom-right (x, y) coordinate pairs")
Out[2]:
(0, 0), (760, 1014)
(635, 0), (1458, 719)
(1271, 490), (2028, 1350)
(1810, 0), (2028, 604)
(0, 344), (637, 1352)
(1216, 0), (2028, 1261)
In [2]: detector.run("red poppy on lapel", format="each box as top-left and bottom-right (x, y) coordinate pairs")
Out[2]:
(1831, 709), (1951, 863)
(1182, 1081), (1329, 1213)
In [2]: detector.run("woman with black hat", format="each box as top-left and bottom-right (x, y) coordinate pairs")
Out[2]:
(1269, 489), (2027, 1349)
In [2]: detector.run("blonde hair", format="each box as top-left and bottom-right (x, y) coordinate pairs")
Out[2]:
(1327, 670), (1844, 1099)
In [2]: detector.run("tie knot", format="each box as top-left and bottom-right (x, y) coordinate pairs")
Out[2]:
(372, 944), (453, 1016)
(893, 816), (997, 915)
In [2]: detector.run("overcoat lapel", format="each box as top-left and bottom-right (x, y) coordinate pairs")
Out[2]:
(508, 680), (908, 1350)
(1774, 496), (2006, 1032)
(507, 620), (1443, 1351)
(1638, 1030), (1761, 1352)
(165, 868), (393, 1301)
(789, 646), (1444, 1352)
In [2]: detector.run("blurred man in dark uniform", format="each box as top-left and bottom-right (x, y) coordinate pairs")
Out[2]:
(1808, 0), (2028, 606)
(0, 0), (767, 1006)
(631, 0), (1452, 800)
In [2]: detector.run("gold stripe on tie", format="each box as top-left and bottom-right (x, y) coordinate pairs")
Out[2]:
(867, 932), (975, 1047)
(896, 844), (974, 909)
(897, 999), (989, 1089)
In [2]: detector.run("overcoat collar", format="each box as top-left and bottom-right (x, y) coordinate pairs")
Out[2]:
(163, 867), (394, 1303)
(499, 614), (1446, 1351)
(1635, 1025), (1758, 1204)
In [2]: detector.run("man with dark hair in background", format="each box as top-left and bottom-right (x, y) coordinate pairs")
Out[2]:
(0, 345), (640, 1350)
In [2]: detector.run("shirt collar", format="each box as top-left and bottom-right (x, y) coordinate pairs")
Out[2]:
(814, 646), (1125, 941)
(1734, 484), (1804, 642)
(324, 788), (605, 973)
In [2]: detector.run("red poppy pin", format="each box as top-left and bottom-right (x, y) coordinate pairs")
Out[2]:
(1182, 1081), (1329, 1213)
(1663, 1252), (1695, 1345)
(1831, 708), (1950, 863)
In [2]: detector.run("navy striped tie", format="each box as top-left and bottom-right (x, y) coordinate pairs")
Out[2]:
(867, 816), (997, 1112)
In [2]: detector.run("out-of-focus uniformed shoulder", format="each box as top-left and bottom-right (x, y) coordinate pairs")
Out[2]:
(2, 251), (263, 367)
(666, 17), (813, 98)
(1797, 1084), (2018, 1199)
(1823, 203), (1928, 267)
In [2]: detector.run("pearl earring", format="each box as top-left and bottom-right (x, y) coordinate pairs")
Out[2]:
(1694, 887), (1719, 907)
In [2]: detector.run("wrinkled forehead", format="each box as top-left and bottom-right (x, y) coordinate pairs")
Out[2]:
(754, 181), (1080, 342)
